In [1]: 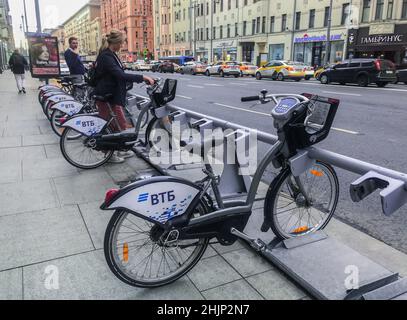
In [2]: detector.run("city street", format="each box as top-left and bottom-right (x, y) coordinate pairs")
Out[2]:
(130, 72), (407, 254)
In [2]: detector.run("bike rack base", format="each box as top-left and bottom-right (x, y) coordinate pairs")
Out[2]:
(260, 231), (407, 300)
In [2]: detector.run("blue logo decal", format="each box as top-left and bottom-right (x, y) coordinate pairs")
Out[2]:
(138, 193), (149, 203)
(75, 120), (81, 126)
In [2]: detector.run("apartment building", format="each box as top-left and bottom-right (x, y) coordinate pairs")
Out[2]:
(346, 0), (407, 67)
(62, 0), (101, 59)
(0, 0), (14, 68)
(51, 26), (66, 59)
(101, 0), (154, 62)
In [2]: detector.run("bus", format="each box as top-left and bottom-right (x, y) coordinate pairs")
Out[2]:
(160, 55), (195, 65)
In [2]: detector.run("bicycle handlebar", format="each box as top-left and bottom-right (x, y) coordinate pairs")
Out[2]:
(241, 96), (260, 102)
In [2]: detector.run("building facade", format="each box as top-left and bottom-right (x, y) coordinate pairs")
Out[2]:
(51, 26), (66, 59)
(0, 0), (15, 69)
(153, 0), (407, 67)
(101, 0), (154, 61)
(346, 0), (407, 68)
(62, 0), (101, 60)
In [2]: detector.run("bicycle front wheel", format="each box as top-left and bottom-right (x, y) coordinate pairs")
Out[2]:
(104, 200), (210, 288)
(265, 161), (339, 240)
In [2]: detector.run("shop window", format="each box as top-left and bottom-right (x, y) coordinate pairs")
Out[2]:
(269, 44), (285, 60)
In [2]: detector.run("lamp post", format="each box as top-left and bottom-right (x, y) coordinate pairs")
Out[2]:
(324, 0), (334, 65)
(23, 0), (29, 33)
(34, 0), (42, 33)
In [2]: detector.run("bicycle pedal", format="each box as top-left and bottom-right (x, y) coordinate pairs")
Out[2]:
(230, 228), (267, 252)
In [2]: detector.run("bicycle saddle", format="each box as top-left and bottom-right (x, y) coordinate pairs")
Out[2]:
(73, 83), (88, 89)
(93, 94), (113, 102)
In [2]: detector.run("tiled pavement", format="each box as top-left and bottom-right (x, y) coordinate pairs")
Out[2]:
(1, 71), (407, 300)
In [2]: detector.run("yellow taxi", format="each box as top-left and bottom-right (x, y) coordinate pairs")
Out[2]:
(255, 60), (306, 81)
(239, 62), (257, 77)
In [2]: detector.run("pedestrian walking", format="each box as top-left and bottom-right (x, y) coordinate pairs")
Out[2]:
(93, 29), (155, 164)
(9, 49), (28, 94)
(64, 37), (86, 83)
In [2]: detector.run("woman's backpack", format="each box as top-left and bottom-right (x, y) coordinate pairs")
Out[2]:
(86, 61), (100, 87)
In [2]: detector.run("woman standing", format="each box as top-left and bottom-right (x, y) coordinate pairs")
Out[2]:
(9, 49), (28, 94)
(94, 30), (155, 163)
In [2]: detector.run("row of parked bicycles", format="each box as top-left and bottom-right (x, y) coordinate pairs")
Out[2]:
(37, 76), (341, 289)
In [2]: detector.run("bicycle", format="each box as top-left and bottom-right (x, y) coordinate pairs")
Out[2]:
(59, 79), (175, 170)
(99, 89), (341, 288)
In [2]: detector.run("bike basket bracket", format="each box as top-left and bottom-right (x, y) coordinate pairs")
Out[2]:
(350, 171), (407, 216)
(288, 150), (316, 177)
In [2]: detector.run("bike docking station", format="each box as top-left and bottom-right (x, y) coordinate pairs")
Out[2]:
(131, 96), (407, 300)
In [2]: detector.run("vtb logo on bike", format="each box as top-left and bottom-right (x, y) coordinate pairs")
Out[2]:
(138, 191), (176, 205)
(75, 120), (95, 128)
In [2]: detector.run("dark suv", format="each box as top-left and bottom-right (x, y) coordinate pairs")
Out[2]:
(158, 61), (175, 73)
(319, 59), (397, 87)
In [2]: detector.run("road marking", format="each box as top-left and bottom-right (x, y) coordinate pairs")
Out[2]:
(213, 103), (359, 135)
(214, 103), (270, 116)
(322, 91), (362, 97)
(177, 95), (193, 100)
(331, 127), (359, 135)
(187, 85), (204, 89)
(204, 83), (224, 87)
(230, 82), (248, 86)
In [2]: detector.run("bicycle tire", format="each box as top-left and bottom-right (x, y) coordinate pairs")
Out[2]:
(104, 198), (211, 288)
(60, 127), (114, 170)
(264, 161), (339, 240)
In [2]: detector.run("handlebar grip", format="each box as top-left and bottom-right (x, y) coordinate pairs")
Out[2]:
(241, 96), (260, 102)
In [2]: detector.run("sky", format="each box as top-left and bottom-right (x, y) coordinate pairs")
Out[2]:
(9, 0), (88, 47)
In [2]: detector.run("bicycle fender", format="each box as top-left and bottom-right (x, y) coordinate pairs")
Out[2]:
(62, 115), (108, 137)
(100, 176), (202, 225)
(51, 100), (83, 116)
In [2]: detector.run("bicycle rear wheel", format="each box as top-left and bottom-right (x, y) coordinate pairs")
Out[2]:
(60, 127), (114, 169)
(104, 200), (210, 288)
(265, 161), (339, 240)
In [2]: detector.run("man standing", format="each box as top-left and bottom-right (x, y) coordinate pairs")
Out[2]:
(9, 49), (28, 94)
(64, 37), (86, 82)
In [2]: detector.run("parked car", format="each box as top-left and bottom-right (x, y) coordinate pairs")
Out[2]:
(150, 61), (162, 72)
(395, 69), (407, 84)
(158, 61), (175, 73)
(133, 60), (152, 71)
(255, 60), (305, 81)
(205, 61), (240, 77)
(59, 62), (70, 76)
(173, 63), (182, 73)
(295, 63), (315, 80)
(239, 62), (257, 77)
(319, 58), (397, 87)
(180, 61), (207, 75)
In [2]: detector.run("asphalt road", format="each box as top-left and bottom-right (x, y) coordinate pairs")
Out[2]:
(130, 71), (407, 254)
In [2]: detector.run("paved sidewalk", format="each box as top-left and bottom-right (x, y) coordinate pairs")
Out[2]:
(0, 71), (406, 300)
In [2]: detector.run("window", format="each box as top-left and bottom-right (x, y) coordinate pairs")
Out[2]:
(375, 0), (384, 20)
(387, 0), (393, 19)
(235, 22), (238, 36)
(362, 0), (370, 22)
(243, 21), (247, 36)
(323, 7), (330, 27)
(262, 16), (266, 33)
(270, 16), (275, 33)
(295, 12), (301, 30)
(228, 0), (231, 10)
(281, 14), (287, 31)
(227, 24), (230, 38)
(341, 3), (350, 25)
(309, 9), (315, 28)
(256, 17), (260, 34)
(220, 0), (224, 11)
(252, 19), (256, 35)
(213, 27), (216, 39)
(403, 0), (407, 18)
